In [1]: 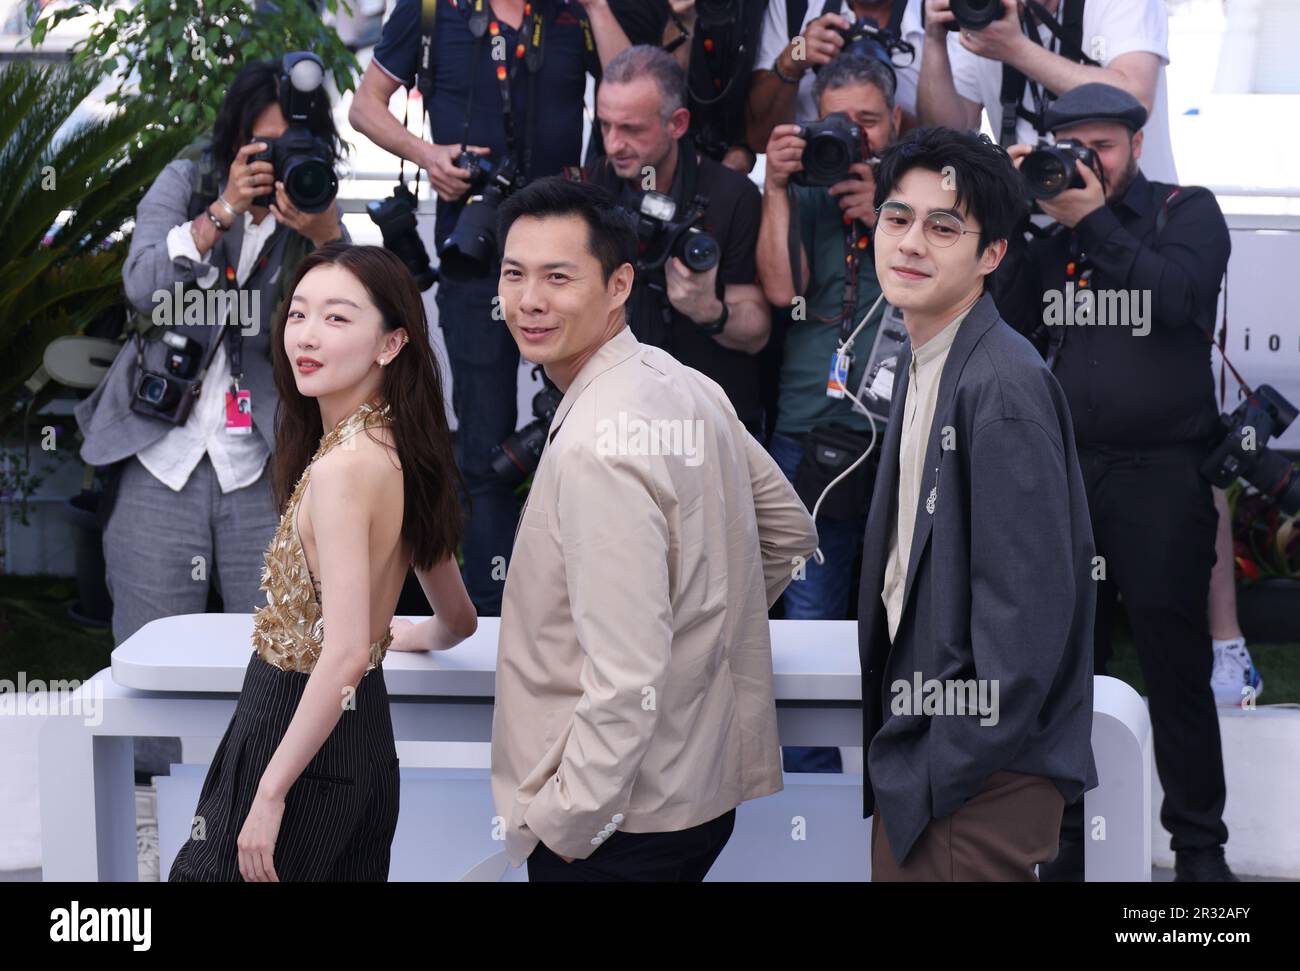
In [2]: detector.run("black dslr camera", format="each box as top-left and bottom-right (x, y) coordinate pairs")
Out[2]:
(947, 0), (1003, 30)
(249, 52), (338, 213)
(491, 366), (564, 486)
(131, 331), (206, 425)
(368, 181), (438, 291)
(1202, 385), (1300, 517)
(437, 151), (520, 280)
(1021, 138), (1101, 200)
(631, 191), (721, 276)
(793, 112), (871, 187)
(824, 16), (915, 75)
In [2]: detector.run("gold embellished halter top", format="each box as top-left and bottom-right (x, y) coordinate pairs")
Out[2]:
(252, 400), (395, 675)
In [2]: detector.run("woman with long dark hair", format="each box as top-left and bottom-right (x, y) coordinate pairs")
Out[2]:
(74, 57), (351, 792)
(169, 243), (476, 882)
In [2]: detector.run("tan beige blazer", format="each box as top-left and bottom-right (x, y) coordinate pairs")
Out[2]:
(491, 326), (819, 865)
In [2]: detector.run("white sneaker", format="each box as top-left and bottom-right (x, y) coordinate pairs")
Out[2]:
(1211, 639), (1263, 707)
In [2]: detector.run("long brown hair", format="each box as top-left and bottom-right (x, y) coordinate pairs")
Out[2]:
(269, 243), (464, 571)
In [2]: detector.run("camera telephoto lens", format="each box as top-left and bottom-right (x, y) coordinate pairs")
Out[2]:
(283, 156), (337, 213)
(1021, 151), (1073, 199)
(950, 0), (1001, 30)
(678, 230), (720, 273)
(437, 189), (502, 280)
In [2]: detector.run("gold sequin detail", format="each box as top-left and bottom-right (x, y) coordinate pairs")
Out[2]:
(252, 400), (395, 675)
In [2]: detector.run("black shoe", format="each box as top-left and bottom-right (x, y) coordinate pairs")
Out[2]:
(1174, 846), (1239, 882)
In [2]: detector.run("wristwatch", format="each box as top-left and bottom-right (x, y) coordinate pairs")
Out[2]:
(697, 301), (729, 335)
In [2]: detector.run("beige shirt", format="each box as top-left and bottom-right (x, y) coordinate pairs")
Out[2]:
(492, 326), (819, 866)
(881, 306), (973, 642)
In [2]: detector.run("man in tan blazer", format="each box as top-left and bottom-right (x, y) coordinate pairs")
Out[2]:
(490, 177), (818, 881)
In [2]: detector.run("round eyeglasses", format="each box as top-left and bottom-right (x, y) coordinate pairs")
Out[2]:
(874, 201), (980, 248)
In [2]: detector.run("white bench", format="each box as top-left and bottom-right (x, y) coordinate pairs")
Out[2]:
(38, 614), (1151, 881)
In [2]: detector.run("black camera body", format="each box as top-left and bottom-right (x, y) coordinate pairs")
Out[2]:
(1021, 138), (1100, 200)
(368, 181), (438, 291)
(1202, 385), (1300, 516)
(631, 191), (721, 276)
(131, 331), (206, 425)
(793, 112), (865, 187)
(248, 128), (338, 214)
(437, 152), (520, 280)
(826, 16), (910, 76)
(947, 0), (1003, 30)
(491, 367), (564, 486)
(249, 52), (338, 213)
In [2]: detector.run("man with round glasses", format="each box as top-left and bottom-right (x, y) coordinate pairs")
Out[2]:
(857, 125), (1098, 881)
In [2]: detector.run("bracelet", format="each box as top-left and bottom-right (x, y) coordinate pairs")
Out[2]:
(215, 195), (238, 220)
(773, 52), (802, 85)
(205, 207), (230, 233)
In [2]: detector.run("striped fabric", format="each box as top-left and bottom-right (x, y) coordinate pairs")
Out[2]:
(168, 654), (400, 881)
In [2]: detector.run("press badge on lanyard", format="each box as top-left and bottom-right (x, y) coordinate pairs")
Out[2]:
(826, 349), (850, 399)
(223, 255), (259, 434)
(225, 387), (252, 434)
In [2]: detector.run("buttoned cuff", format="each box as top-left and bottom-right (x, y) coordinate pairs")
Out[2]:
(166, 221), (220, 289)
(521, 786), (628, 864)
(1074, 204), (1123, 251)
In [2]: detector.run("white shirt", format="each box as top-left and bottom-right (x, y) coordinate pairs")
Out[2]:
(756, 0), (925, 123)
(135, 211), (277, 493)
(945, 0), (1177, 183)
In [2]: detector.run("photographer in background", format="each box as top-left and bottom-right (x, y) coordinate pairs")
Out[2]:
(586, 44), (771, 436)
(756, 53), (899, 774)
(991, 83), (1237, 882)
(610, 0), (771, 173)
(73, 55), (347, 773)
(351, 0), (615, 616)
(918, 0), (1177, 183)
(748, 0), (923, 152)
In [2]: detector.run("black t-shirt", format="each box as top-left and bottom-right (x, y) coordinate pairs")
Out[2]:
(373, 0), (594, 247)
(588, 148), (765, 435)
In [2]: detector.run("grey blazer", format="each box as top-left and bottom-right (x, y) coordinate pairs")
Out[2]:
(857, 291), (1099, 867)
(74, 157), (348, 467)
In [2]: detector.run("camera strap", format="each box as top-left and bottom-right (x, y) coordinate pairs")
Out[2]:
(459, 0), (546, 181)
(998, 0), (1094, 146)
(839, 217), (870, 345)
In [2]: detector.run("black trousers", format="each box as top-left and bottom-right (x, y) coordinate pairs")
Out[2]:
(527, 809), (736, 882)
(1043, 443), (1228, 879)
(169, 654), (401, 882)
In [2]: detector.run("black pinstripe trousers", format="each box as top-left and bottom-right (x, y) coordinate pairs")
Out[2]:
(169, 653), (400, 882)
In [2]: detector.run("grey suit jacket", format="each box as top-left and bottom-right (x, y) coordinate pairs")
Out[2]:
(857, 291), (1099, 866)
(74, 156), (348, 467)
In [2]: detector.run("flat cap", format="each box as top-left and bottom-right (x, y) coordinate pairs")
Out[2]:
(1043, 82), (1148, 133)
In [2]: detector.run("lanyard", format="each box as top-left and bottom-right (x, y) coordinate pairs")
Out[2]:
(462, 0), (546, 179)
(221, 246), (272, 389)
(839, 217), (870, 344)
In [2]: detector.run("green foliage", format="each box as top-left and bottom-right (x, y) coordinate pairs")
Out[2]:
(0, 58), (198, 423)
(28, 0), (360, 147)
